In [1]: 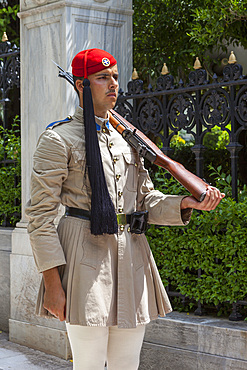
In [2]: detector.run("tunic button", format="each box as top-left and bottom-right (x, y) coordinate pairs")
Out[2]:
(116, 174), (121, 181)
(120, 225), (125, 231)
(102, 128), (106, 133)
(127, 227), (131, 232)
(118, 191), (123, 198)
(109, 142), (114, 148)
(134, 162), (138, 167)
(118, 208), (123, 213)
(113, 157), (118, 164)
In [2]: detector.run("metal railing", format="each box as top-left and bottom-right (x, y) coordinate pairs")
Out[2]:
(115, 53), (247, 202)
(0, 34), (20, 226)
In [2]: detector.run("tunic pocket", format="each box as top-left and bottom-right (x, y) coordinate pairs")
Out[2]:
(122, 152), (139, 192)
(69, 148), (87, 189)
(80, 227), (104, 269)
(132, 234), (144, 271)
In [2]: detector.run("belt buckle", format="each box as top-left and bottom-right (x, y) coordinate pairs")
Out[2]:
(117, 213), (126, 225)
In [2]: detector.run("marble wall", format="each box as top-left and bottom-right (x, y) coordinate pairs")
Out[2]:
(10, 0), (133, 358)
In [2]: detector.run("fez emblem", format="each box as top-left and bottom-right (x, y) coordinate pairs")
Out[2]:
(102, 57), (110, 67)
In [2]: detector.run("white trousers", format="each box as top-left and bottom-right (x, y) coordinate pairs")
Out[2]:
(66, 323), (146, 370)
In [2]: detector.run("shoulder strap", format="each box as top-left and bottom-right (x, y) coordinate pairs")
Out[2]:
(46, 115), (73, 129)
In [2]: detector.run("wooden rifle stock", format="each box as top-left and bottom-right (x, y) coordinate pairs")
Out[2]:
(109, 109), (207, 202)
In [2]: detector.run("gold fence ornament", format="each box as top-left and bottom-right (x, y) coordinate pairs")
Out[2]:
(194, 57), (202, 70)
(132, 68), (139, 80)
(228, 51), (237, 64)
(2, 32), (8, 42)
(161, 63), (169, 75)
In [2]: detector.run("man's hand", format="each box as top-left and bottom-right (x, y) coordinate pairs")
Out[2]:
(42, 267), (66, 321)
(181, 186), (225, 211)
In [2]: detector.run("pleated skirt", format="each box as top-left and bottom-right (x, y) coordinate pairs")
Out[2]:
(36, 215), (172, 327)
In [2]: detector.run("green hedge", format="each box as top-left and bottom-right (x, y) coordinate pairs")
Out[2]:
(147, 166), (247, 316)
(167, 127), (231, 186)
(0, 121), (21, 226)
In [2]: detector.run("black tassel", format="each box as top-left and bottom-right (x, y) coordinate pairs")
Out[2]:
(83, 78), (118, 235)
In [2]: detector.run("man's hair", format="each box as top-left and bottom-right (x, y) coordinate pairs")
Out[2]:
(73, 75), (84, 97)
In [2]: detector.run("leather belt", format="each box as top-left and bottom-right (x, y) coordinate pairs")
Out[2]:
(65, 207), (91, 220)
(65, 206), (131, 225)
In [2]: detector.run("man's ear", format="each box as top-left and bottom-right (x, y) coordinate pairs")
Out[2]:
(75, 79), (84, 93)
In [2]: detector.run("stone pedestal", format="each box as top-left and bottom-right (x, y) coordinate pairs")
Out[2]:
(0, 228), (13, 332)
(10, 0), (133, 358)
(18, 0), (133, 220)
(9, 226), (71, 358)
(140, 312), (247, 370)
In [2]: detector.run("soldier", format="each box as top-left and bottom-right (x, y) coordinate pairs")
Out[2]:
(26, 48), (224, 369)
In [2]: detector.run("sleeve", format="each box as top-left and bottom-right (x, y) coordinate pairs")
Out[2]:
(136, 159), (192, 226)
(25, 129), (69, 273)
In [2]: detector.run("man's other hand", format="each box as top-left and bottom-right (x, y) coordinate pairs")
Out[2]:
(42, 267), (66, 321)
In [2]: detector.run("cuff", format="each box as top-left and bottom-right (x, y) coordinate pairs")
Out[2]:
(181, 208), (193, 225)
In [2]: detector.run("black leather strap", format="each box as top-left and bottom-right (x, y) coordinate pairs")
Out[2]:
(65, 206), (91, 220)
(65, 207), (148, 234)
(66, 206), (132, 224)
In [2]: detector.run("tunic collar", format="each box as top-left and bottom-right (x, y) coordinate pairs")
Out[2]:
(73, 106), (111, 133)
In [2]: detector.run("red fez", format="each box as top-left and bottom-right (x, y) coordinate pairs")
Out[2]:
(71, 48), (117, 78)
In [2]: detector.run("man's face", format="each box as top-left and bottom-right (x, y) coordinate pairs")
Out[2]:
(88, 64), (119, 117)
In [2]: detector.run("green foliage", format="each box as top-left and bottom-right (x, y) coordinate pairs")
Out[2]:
(208, 165), (233, 197)
(203, 126), (230, 150)
(147, 165), (247, 315)
(133, 0), (247, 81)
(170, 134), (194, 151)
(188, 0), (247, 50)
(166, 128), (231, 185)
(0, 3), (20, 46)
(152, 166), (190, 197)
(0, 117), (21, 226)
(133, 0), (198, 81)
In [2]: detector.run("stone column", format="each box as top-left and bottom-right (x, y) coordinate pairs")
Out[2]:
(10, 0), (133, 358)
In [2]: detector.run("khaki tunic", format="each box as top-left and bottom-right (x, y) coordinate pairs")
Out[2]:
(26, 106), (191, 328)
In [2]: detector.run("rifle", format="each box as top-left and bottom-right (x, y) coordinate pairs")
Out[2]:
(53, 62), (207, 202)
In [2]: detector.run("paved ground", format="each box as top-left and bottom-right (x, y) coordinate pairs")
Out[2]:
(0, 331), (73, 370)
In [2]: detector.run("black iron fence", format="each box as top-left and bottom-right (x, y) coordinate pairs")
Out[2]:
(115, 54), (247, 320)
(0, 33), (20, 129)
(115, 53), (247, 202)
(0, 34), (20, 226)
